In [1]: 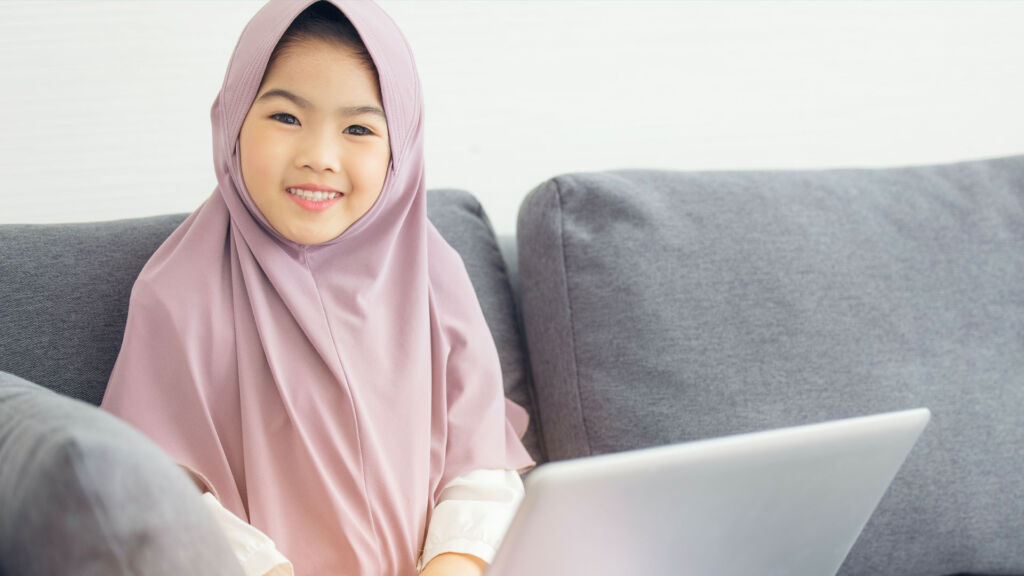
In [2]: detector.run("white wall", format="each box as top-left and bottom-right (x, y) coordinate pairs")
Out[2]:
(1, 1), (1022, 236)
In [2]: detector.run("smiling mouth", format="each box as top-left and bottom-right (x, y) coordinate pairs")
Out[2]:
(286, 187), (343, 201)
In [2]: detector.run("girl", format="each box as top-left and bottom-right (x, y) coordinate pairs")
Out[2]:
(98, 1), (536, 575)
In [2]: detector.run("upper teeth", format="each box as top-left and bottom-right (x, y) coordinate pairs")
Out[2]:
(287, 188), (340, 201)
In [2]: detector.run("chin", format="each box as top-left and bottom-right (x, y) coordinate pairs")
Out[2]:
(287, 225), (347, 246)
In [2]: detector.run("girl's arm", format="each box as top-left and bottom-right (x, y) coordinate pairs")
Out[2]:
(180, 464), (290, 576)
(419, 552), (487, 576)
(417, 468), (525, 574)
(202, 491), (294, 576)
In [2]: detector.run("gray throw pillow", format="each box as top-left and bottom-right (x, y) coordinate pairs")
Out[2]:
(517, 156), (1024, 576)
(0, 370), (244, 576)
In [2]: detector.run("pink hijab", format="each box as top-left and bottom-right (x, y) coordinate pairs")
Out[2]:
(99, 1), (535, 574)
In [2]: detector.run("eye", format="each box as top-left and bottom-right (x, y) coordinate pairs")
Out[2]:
(345, 125), (373, 136)
(270, 112), (299, 126)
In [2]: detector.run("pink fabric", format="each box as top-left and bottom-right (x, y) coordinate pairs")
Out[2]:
(98, 1), (535, 574)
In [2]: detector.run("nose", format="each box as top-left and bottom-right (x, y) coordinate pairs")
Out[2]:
(295, 125), (342, 173)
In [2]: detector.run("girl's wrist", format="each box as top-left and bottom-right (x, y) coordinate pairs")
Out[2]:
(419, 551), (487, 576)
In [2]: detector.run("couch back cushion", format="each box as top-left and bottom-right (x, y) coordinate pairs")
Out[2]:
(0, 214), (186, 405)
(0, 189), (545, 464)
(516, 156), (1024, 575)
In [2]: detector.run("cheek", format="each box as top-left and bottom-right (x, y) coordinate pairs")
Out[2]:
(354, 147), (390, 198)
(240, 130), (283, 197)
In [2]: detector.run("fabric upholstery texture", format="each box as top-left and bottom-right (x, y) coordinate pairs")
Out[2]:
(0, 370), (244, 576)
(0, 214), (186, 404)
(516, 155), (1024, 576)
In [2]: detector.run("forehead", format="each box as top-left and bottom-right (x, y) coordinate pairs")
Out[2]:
(261, 38), (381, 101)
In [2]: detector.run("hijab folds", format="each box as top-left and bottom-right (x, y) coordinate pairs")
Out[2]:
(99, 1), (535, 574)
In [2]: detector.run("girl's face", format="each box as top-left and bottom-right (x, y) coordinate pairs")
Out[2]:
(239, 38), (390, 245)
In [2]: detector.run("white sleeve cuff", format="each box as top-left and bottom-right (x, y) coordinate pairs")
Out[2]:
(416, 468), (525, 572)
(202, 492), (294, 576)
(417, 538), (497, 572)
(243, 543), (294, 576)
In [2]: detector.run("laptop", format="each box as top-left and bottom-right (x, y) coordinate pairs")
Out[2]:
(486, 408), (930, 576)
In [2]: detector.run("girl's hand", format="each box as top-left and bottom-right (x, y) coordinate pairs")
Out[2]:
(419, 552), (487, 576)
(262, 564), (293, 576)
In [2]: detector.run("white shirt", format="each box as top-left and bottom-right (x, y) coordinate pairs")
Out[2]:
(202, 491), (294, 576)
(415, 468), (525, 572)
(201, 468), (526, 576)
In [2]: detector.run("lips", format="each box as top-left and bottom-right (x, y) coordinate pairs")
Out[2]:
(288, 183), (342, 194)
(286, 188), (342, 212)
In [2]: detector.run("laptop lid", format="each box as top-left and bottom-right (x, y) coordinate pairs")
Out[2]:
(487, 408), (930, 576)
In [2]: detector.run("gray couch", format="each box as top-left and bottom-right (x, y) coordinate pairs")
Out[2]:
(2, 155), (1022, 575)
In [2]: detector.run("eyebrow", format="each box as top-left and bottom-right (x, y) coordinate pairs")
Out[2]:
(256, 88), (386, 120)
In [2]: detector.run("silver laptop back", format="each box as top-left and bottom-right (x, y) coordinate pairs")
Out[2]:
(488, 408), (930, 576)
